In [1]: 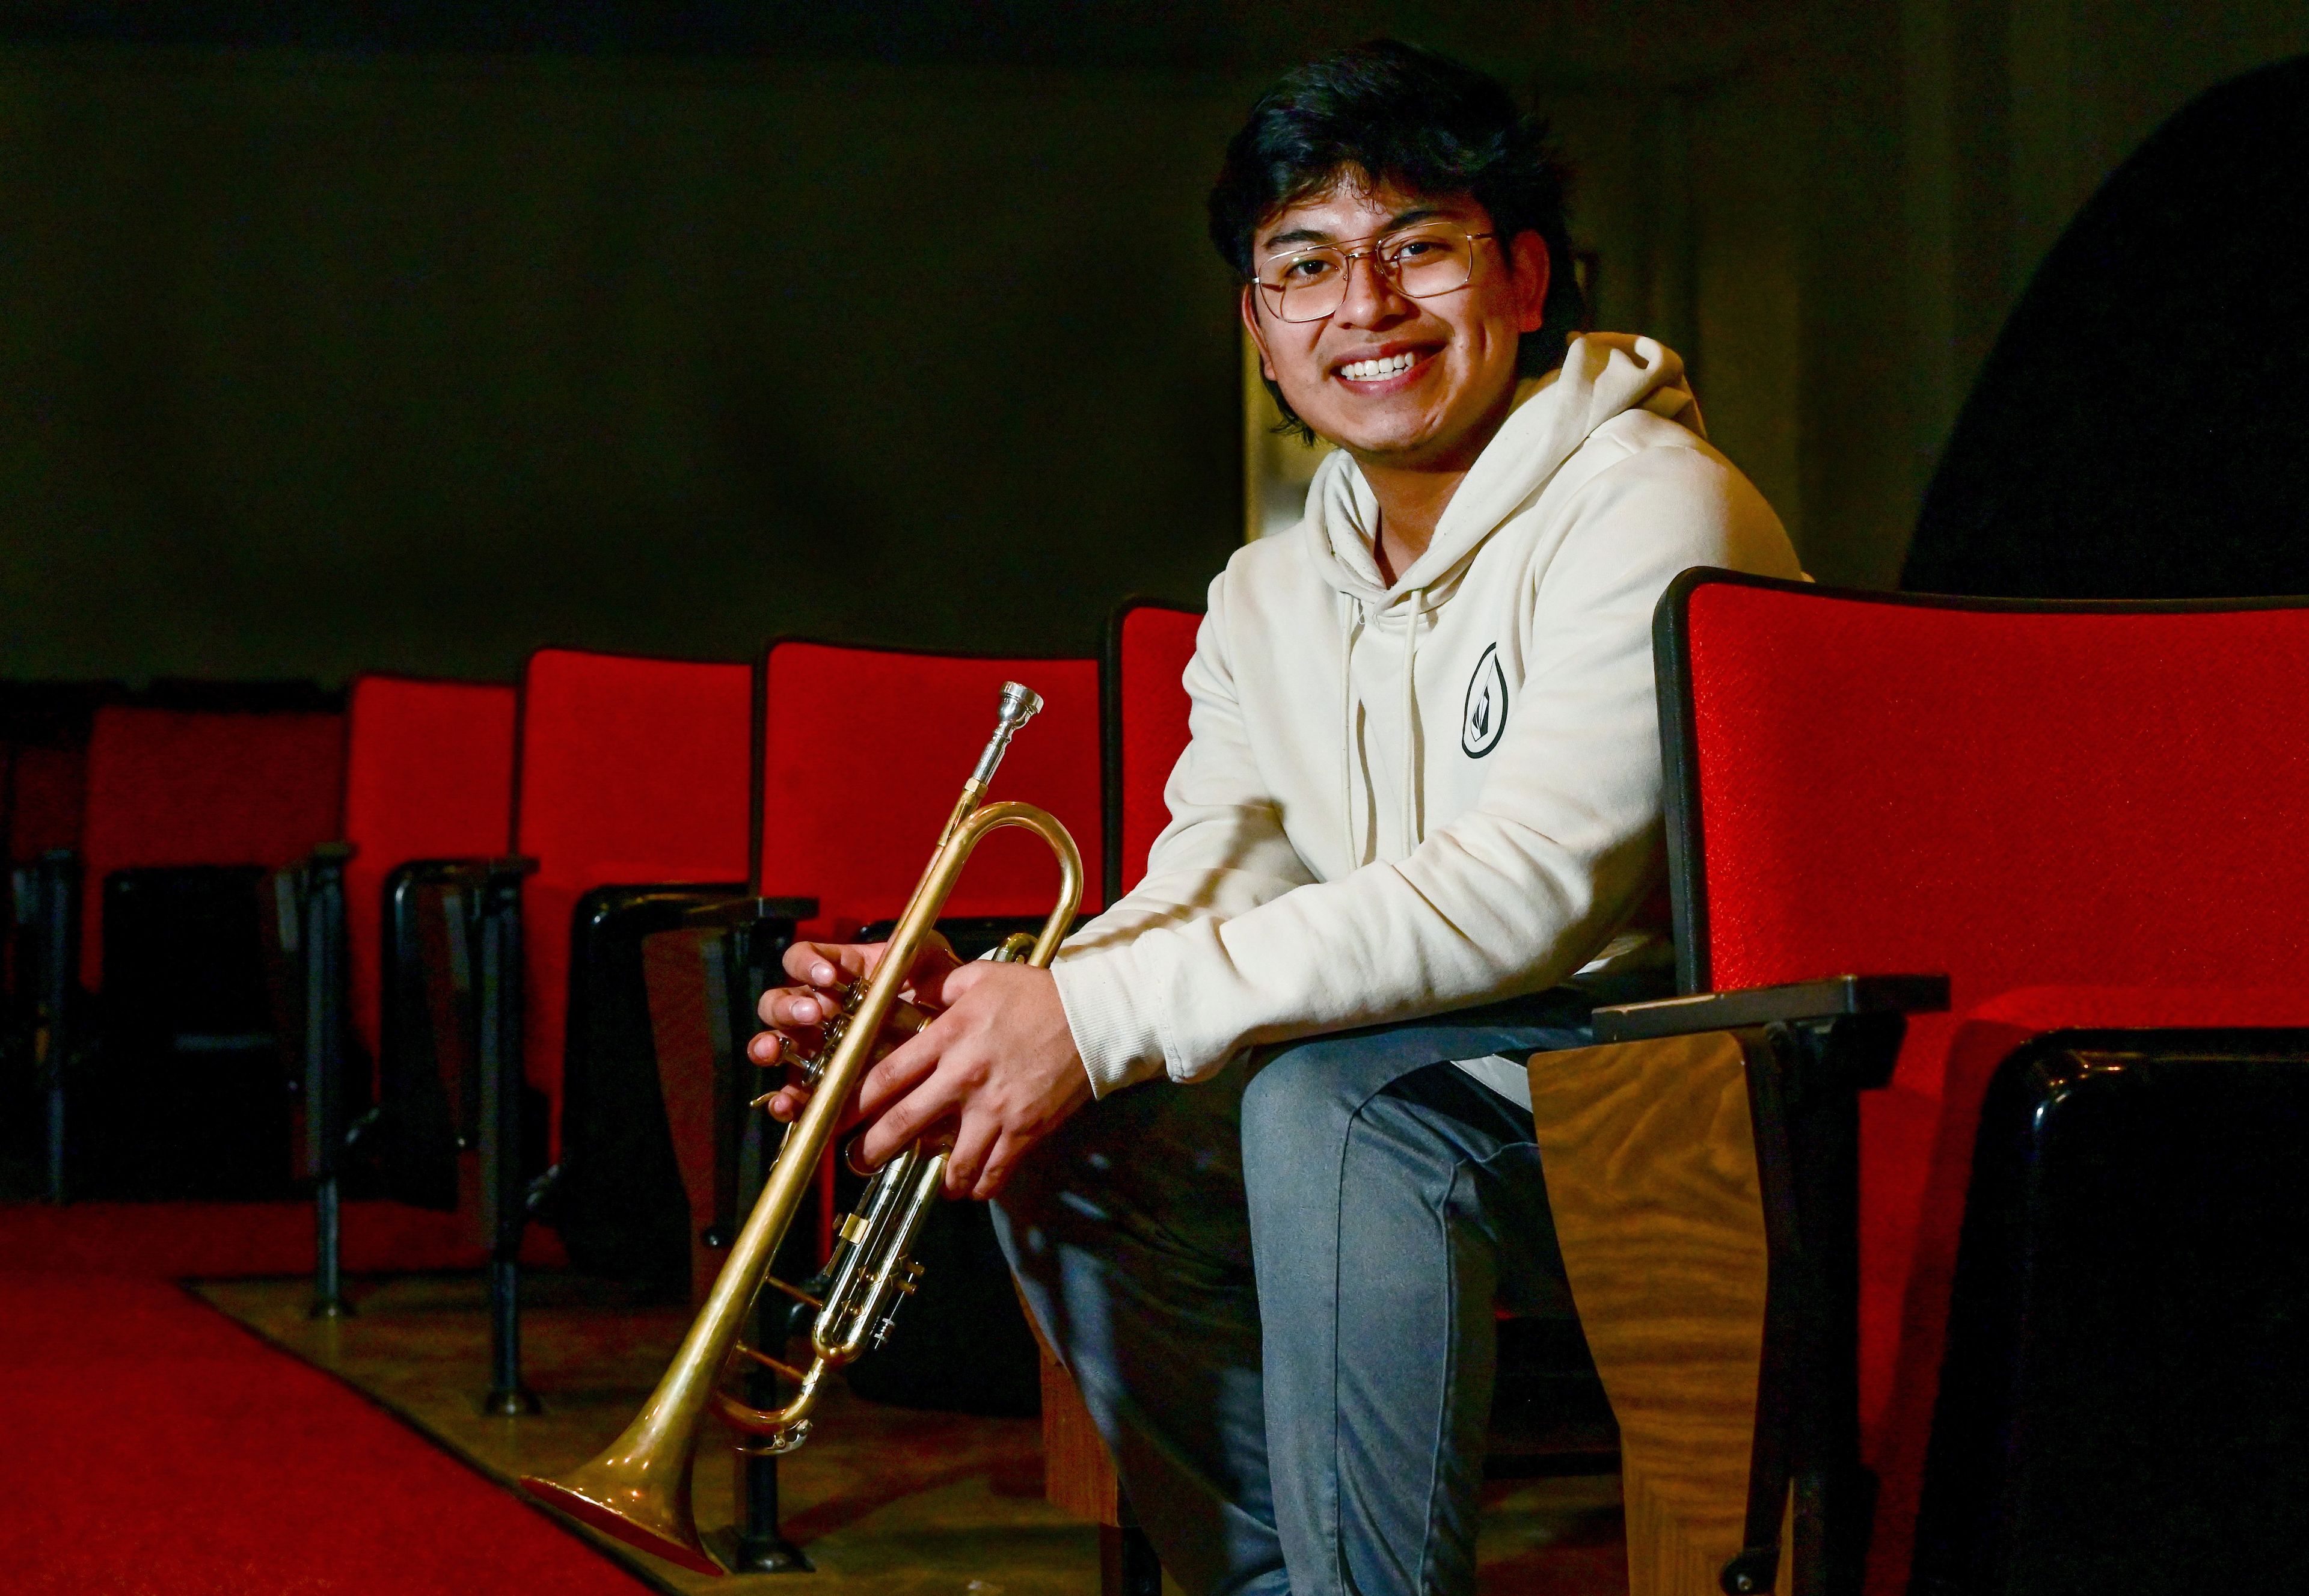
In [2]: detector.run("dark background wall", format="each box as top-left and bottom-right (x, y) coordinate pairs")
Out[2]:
(0, 1), (2303, 686)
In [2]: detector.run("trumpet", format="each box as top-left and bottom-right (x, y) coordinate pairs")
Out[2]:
(522, 681), (1083, 1575)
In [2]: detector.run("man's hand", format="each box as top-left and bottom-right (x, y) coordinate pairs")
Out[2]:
(747, 938), (960, 1123)
(748, 938), (1093, 1199)
(854, 959), (1089, 1200)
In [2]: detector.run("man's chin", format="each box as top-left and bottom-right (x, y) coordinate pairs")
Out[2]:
(1329, 422), (1457, 468)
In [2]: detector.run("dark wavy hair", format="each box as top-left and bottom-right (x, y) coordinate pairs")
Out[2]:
(1209, 40), (1586, 439)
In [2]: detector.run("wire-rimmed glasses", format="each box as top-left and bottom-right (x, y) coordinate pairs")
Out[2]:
(1251, 223), (1497, 324)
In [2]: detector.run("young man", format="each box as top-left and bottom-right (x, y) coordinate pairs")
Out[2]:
(754, 40), (1802, 1596)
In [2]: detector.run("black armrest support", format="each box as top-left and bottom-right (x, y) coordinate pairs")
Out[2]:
(1592, 973), (1950, 1044)
(17, 849), (81, 1203)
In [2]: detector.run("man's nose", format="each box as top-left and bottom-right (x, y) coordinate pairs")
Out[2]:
(1333, 249), (1409, 324)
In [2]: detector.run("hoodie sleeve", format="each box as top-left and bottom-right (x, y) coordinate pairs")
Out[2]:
(1053, 443), (1802, 1091)
(1052, 568), (1320, 1096)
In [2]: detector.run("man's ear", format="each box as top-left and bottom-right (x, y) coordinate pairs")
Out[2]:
(1240, 284), (1279, 380)
(1507, 230), (1551, 335)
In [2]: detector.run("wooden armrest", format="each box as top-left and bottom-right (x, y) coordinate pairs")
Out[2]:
(1593, 974), (1949, 1043)
(1530, 1030), (1785, 1595)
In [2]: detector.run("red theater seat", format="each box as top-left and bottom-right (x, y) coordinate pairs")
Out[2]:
(339, 675), (518, 1066)
(52, 701), (345, 1200)
(1103, 600), (1201, 902)
(79, 705), (345, 987)
(360, 650), (753, 1408)
(759, 642), (1103, 933)
(515, 648), (755, 1156)
(1538, 571), (2309, 1596)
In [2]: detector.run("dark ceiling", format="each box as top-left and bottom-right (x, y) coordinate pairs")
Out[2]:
(0, 2), (1770, 87)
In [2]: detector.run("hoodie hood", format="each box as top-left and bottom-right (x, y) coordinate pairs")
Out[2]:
(1301, 332), (1706, 611)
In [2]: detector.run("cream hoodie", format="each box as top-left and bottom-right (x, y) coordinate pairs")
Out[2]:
(1053, 333), (1803, 1097)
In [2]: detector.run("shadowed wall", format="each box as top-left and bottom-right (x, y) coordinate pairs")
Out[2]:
(0, 49), (1249, 681)
(1, 2), (2305, 684)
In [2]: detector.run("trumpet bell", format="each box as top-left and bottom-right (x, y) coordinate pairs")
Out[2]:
(520, 1455), (723, 1577)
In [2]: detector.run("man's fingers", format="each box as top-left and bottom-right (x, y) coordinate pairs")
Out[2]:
(780, 939), (881, 989)
(857, 1030), (941, 1119)
(756, 981), (844, 1031)
(942, 1111), (1001, 1199)
(969, 1132), (1028, 1202)
(857, 1070), (967, 1171)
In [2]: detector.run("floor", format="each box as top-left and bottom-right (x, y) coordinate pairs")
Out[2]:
(198, 1271), (1628, 1594)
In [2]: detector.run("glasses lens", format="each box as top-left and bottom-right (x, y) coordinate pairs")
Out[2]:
(1265, 248), (1347, 322)
(1387, 227), (1476, 298)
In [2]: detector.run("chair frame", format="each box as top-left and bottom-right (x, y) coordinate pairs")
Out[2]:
(1552, 568), (2309, 1595)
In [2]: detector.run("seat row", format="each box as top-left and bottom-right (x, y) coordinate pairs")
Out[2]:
(2, 606), (1200, 1206)
(16, 573), (2309, 1593)
(1, 604), (1201, 1574)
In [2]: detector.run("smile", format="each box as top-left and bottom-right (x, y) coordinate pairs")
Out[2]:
(1337, 351), (1420, 382)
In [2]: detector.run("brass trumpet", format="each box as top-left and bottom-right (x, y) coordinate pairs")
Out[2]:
(522, 681), (1083, 1575)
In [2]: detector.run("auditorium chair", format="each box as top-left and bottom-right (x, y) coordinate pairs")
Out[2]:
(378, 646), (770, 1411)
(1101, 598), (1202, 904)
(62, 696), (345, 1201)
(259, 675), (518, 1313)
(621, 637), (1102, 1573)
(2, 682), (120, 1200)
(1533, 569), (2309, 1596)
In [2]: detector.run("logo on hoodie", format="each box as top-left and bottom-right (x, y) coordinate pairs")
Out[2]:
(1461, 643), (1509, 758)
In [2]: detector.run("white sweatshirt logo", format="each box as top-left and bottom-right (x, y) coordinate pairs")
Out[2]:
(1461, 643), (1509, 758)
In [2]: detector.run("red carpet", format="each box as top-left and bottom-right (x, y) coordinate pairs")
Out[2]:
(0, 1198), (565, 1278)
(1, 1274), (651, 1595)
(0, 1203), (631, 1595)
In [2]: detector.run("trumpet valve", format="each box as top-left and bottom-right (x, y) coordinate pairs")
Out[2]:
(870, 1262), (928, 1349)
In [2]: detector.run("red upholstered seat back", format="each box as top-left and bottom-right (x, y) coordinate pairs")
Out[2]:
(759, 643), (1104, 931)
(78, 707), (346, 987)
(340, 676), (518, 1063)
(514, 650), (754, 1150)
(1669, 572), (2309, 1585)
(1109, 602), (1203, 899)
(1676, 574), (2309, 1083)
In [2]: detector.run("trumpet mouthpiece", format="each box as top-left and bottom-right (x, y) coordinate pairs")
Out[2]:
(972, 681), (1044, 785)
(998, 681), (1044, 725)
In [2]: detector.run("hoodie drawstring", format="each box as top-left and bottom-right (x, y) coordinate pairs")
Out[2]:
(1337, 590), (1355, 867)
(1399, 588), (1427, 851)
(1337, 585), (1429, 868)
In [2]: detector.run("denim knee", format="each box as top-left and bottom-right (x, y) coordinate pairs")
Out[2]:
(1240, 1038), (1360, 1171)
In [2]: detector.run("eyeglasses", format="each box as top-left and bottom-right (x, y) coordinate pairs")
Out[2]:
(1251, 223), (1497, 324)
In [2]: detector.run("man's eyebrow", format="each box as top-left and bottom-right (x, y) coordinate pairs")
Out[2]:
(1257, 205), (1454, 256)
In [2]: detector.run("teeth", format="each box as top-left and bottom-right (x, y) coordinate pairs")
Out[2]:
(1341, 352), (1417, 381)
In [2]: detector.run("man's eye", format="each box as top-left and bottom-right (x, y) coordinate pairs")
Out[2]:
(1391, 235), (1448, 262)
(1280, 254), (1338, 284)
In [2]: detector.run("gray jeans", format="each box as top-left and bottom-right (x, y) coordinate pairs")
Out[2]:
(992, 990), (1601, 1596)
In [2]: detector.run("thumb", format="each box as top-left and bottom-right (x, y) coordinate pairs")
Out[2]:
(898, 932), (964, 998)
(906, 943), (993, 1008)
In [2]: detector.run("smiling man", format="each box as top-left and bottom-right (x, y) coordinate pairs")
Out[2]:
(753, 39), (1802, 1596)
